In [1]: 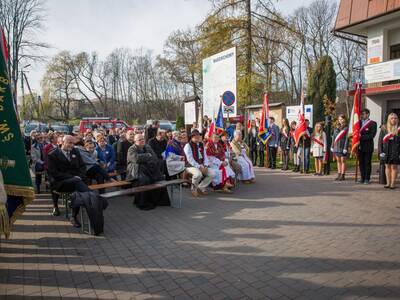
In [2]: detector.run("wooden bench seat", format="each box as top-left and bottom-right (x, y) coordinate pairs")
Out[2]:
(100, 179), (188, 208)
(89, 180), (130, 190)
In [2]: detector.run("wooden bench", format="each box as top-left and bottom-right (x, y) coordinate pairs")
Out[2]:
(100, 179), (188, 208)
(88, 180), (131, 191)
(54, 180), (130, 221)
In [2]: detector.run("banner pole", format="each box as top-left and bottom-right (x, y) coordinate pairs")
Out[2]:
(355, 152), (359, 182)
(302, 138), (305, 173)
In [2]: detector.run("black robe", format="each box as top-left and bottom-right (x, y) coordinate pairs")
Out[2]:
(131, 146), (170, 210)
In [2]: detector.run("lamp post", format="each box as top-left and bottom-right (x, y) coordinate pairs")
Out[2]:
(263, 60), (272, 168)
(20, 64), (31, 120)
(324, 115), (332, 175)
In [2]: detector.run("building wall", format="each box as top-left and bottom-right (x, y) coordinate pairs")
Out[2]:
(388, 28), (400, 46)
(366, 95), (384, 148)
(248, 106), (284, 128)
(367, 93), (400, 148)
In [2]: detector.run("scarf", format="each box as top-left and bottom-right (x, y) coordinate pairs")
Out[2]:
(165, 138), (183, 158)
(189, 141), (204, 165)
(206, 140), (225, 161)
(334, 127), (348, 146)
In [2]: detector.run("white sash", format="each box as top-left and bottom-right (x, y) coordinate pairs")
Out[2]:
(334, 129), (348, 145)
(360, 119), (373, 133)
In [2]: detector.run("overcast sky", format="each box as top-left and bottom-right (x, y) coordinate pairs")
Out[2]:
(27, 0), (314, 93)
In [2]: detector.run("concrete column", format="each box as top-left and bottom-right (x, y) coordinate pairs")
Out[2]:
(366, 96), (385, 149)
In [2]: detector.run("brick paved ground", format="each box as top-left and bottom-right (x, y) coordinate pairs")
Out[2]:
(0, 168), (400, 300)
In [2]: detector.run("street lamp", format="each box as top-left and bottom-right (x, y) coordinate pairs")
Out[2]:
(263, 61), (273, 94)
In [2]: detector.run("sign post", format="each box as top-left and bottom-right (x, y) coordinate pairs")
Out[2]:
(203, 47), (237, 119)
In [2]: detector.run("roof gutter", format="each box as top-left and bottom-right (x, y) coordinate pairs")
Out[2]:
(332, 31), (367, 46)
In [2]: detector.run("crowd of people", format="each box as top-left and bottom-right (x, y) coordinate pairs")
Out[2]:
(24, 109), (399, 227)
(244, 108), (399, 187)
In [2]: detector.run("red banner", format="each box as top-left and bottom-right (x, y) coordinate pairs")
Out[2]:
(351, 83), (362, 154)
(294, 89), (307, 146)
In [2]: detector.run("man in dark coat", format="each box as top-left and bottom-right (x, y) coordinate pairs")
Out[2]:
(148, 129), (167, 160)
(145, 120), (159, 143)
(47, 135), (90, 227)
(358, 108), (377, 184)
(267, 117), (280, 169)
(148, 129), (168, 176)
(115, 130), (134, 179)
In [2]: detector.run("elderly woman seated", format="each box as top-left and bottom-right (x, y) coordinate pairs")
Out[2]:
(231, 130), (255, 183)
(126, 134), (170, 210)
(165, 131), (186, 178)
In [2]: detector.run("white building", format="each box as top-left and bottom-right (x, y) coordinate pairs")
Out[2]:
(335, 0), (400, 146)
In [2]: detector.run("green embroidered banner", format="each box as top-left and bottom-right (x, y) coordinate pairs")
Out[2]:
(0, 27), (34, 232)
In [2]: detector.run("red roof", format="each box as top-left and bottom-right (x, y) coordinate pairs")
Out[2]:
(335, 0), (400, 32)
(347, 83), (400, 96)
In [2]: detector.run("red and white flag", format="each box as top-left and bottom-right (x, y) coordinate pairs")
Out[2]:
(1, 27), (9, 65)
(294, 89), (307, 146)
(350, 83), (362, 154)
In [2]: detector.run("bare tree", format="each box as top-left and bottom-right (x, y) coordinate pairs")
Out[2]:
(41, 51), (78, 120)
(0, 0), (48, 100)
(158, 29), (202, 97)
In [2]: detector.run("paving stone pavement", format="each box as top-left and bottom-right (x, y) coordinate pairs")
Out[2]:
(0, 168), (400, 300)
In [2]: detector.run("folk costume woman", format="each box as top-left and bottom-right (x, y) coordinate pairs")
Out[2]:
(311, 122), (327, 176)
(231, 130), (255, 183)
(165, 131), (186, 177)
(221, 131), (241, 176)
(331, 114), (349, 181)
(379, 113), (400, 189)
(206, 133), (234, 192)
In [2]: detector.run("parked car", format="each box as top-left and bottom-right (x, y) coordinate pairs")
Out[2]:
(49, 123), (72, 134)
(23, 122), (48, 137)
(159, 120), (173, 131)
(79, 117), (132, 133)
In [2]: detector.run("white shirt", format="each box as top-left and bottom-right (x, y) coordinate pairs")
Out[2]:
(361, 118), (369, 127)
(61, 149), (71, 161)
(184, 143), (209, 169)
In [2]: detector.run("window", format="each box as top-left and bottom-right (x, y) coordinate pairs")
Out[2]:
(390, 44), (400, 60)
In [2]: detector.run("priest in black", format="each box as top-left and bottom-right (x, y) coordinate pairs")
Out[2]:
(126, 134), (170, 210)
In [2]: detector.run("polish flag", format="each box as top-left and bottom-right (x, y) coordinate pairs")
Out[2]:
(294, 89), (307, 146)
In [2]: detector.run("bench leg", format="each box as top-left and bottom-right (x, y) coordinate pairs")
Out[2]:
(64, 195), (71, 220)
(179, 184), (182, 209)
(80, 207), (92, 235)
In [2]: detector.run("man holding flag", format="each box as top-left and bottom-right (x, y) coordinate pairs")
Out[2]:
(294, 89), (310, 173)
(258, 94), (273, 167)
(267, 117), (280, 169)
(0, 27), (35, 238)
(358, 108), (377, 184)
(350, 83), (377, 184)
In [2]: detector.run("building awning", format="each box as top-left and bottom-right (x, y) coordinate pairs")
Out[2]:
(183, 95), (200, 103)
(334, 0), (400, 37)
(244, 102), (285, 110)
(347, 83), (400, 96)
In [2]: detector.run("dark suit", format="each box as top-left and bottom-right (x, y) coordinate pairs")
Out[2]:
(247, 128), (258, 166)
(358, 120), (377, 182)
(47, 148), (90, 212)
(116, 140), (132, 179)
